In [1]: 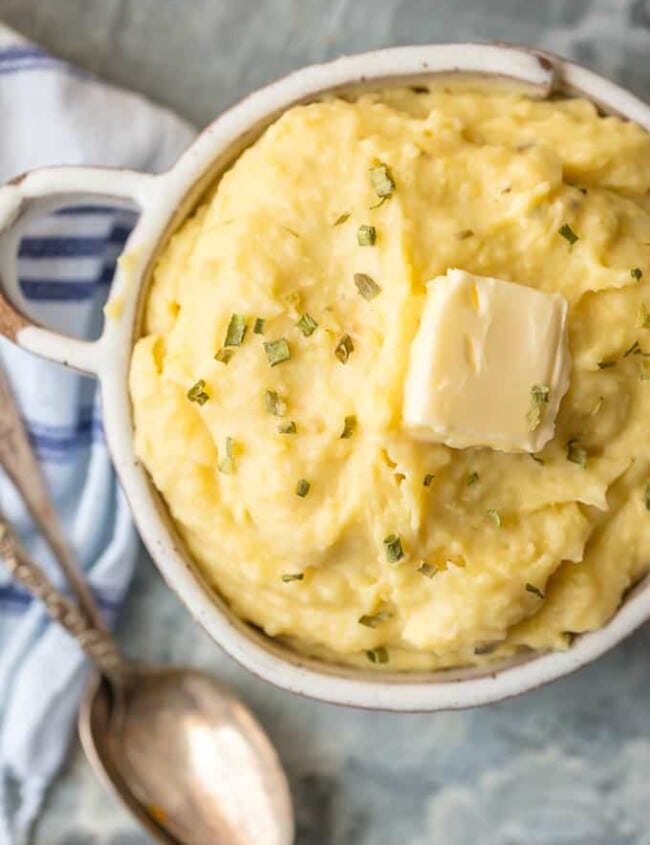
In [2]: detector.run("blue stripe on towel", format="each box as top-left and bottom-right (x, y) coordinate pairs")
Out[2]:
(96, 266), (116, 287)
(27, 422), (105, 465)
(0, 60), (81, 78)
(27, 420), (104, 452)
(110, 225), (134, 244)
(20, 279), (103, 301)
(55, 206), (119, 216)
(28, 416), (103, 441)
(19, 226), (132, 259)
(0, 46), (47, 63)
(0, 46), (89, 79)
(19, 237), (111, 259)
(26, 407), (104, 452)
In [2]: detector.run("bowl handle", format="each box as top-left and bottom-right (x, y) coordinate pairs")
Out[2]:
(0, 166), (156, 374)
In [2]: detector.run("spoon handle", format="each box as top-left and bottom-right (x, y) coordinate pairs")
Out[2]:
(0, 360), (105, 630)
(0, 515), (126, 681)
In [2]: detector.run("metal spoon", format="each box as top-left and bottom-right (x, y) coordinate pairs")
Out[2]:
(0, 517), (294, 845)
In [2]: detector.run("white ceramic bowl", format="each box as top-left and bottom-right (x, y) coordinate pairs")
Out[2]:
(1, 43), (648, 711)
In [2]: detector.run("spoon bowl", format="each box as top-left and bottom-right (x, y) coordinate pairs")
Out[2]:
(79, 666), (295, 845)
(0, 511), (294, 845)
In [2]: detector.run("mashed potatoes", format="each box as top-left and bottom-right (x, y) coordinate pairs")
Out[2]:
(130, 84), (650, 671)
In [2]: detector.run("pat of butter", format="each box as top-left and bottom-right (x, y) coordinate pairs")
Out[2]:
(403, 269), (570, 453)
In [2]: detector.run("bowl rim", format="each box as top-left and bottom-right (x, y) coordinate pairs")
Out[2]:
(98, 42), (650, 711)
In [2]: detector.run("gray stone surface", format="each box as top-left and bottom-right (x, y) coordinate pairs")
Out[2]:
(0, 0), (648, 128)
(0, 1), (648, 843)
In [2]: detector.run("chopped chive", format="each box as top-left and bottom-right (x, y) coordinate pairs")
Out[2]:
(369, 163), (395, 199)
(638, 305), (650, 328)
(253, 318), (265, 335)
(335, 334), (354, 363)
(644, 483), (650, 511)
(486, 509), (501, 527)
(366, 646), (389, 664)
(417, 562), (438, 578)
(558, 223), (579, 245)
(383, 533), (404, 563)
(525, 582), (544, 599)
(358, 609), (392, 628)
(357, 225), (377, 246)
(531, 454), (545, 465)
(526, 384), (550, 431)
(340, 415), (358, 439)
(187, 379), (209, 405)
(567, 438), (587, 468)
(296, 312), (318, 337)
(456, 229), (474, 240)
(282, 226), (300, 238)
(218, 436), (235, 474)
(264, 338), (291, 366)
(214, 348), (234, 365)
(295, 479), (310, 498)
(597, 360), (616, 369)
(264, 390), (287, 416)
(624, 340), (641, 357)
(281, 572), (304, 582)
(531, 384), (550, 404)
(466, 471), (479, 486)
(353, 273), (381, 300)
(333, 212), (350, 226)
(632, 267), (643, 281)
(423, 473), (435, 487)
(224, 313), (247, 347)
(640, 359), (650, 380)
(278, 420), (297, 434)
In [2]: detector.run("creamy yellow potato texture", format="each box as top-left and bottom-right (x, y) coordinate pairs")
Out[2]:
(130, 84), (650, 671)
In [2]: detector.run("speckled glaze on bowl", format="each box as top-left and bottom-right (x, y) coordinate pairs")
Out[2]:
(0, 43), (648, 711)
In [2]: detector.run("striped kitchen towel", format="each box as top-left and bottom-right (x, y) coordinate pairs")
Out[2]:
(0, 25), (195, 844)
